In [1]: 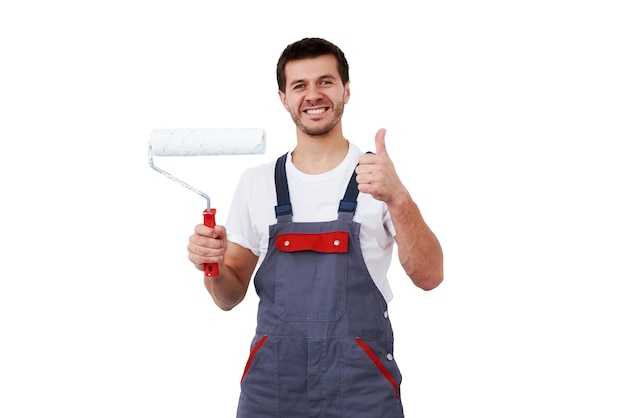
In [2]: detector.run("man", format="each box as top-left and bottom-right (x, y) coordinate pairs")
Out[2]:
(188, 37), (443, 417)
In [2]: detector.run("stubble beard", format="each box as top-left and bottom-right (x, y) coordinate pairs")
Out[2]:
(291, 100), (345, 137)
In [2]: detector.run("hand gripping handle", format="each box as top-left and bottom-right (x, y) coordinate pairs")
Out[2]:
(203, 208), (219, 277)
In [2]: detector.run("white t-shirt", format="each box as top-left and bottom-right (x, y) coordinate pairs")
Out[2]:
(226, 142), (396, 302)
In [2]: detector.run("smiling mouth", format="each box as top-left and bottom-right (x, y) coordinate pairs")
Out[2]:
(305, 108), (327, 115)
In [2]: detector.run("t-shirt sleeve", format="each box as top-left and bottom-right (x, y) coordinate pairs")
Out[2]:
(383, 203), (396, 238)
(225, 170), (262, 256)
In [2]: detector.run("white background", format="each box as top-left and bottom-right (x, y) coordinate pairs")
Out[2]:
(1, 1), (624, 416)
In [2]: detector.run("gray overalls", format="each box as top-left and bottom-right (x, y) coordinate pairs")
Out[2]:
(236, 153), (404, 417)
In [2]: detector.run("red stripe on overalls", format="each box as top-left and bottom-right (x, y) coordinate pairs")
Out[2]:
(355, 338), (400, 399)
(240, 335), (268, 385)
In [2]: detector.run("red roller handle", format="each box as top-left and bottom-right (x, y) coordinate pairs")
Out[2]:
(203, 208), (219, 277)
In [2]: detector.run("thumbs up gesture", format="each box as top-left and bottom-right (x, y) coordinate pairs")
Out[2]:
(356, 128), (408, 205)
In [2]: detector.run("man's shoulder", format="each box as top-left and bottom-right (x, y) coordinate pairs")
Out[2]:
(237, 156), (281, 188)
(242, 156), (280, 176)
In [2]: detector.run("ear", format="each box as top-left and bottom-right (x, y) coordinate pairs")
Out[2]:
(343, 81), (351, 104)
(278, 90), (289, 111)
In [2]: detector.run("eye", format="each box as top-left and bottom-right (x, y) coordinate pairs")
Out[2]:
(293, 83), (305, 90)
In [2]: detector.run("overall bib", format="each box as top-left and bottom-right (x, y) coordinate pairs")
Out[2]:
(237, 154), (404, 418)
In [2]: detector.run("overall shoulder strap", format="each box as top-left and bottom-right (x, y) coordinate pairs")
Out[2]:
(338, 151), (373, 221)
(338, 169), (359, 215)
(274, 152), (292, 221)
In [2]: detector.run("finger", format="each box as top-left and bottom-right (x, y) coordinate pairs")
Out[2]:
(194, 223), (213, 237)
(213, 224), (227, 240)
(358, 152), (376, 166)
(375, 128), (387, 156)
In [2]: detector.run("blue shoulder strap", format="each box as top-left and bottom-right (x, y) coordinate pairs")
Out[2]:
(338, 151), (373, 220)
(274, 153), (292, 220)
(338, 169), (359, 217)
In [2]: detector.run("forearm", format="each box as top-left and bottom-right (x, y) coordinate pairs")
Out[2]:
(388, 191), (444, 290)
(202, 241), (258, 311)
(204, 269), (247, 311)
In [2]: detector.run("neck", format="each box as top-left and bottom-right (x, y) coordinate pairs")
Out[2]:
(291, 130), (349, 174)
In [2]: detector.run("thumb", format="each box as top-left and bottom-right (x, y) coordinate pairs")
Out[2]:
(375, 128), (388, 156)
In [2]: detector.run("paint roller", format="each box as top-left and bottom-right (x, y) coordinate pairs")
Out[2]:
(148, 128), (266, 277)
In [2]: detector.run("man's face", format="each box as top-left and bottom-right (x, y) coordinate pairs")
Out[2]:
(279, 54), (350, 137)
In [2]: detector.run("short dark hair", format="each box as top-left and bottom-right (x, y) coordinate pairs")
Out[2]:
(276, 38), (350, 93)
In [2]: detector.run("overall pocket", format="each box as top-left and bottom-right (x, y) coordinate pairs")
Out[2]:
(237, 336), (279, 418)
(240, 335), (268, 384)
(274, 231), (348, 321)
(341, 338), (403, 416)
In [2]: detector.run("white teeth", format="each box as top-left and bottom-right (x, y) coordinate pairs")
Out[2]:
(306, 108), (325, 114)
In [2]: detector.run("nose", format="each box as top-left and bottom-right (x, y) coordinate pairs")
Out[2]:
(304, 84), (324, 102)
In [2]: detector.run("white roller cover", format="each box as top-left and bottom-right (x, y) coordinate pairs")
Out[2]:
(150, 128), (266, 156)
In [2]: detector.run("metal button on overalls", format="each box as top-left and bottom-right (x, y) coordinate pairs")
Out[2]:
(236, 153), (404, 418)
